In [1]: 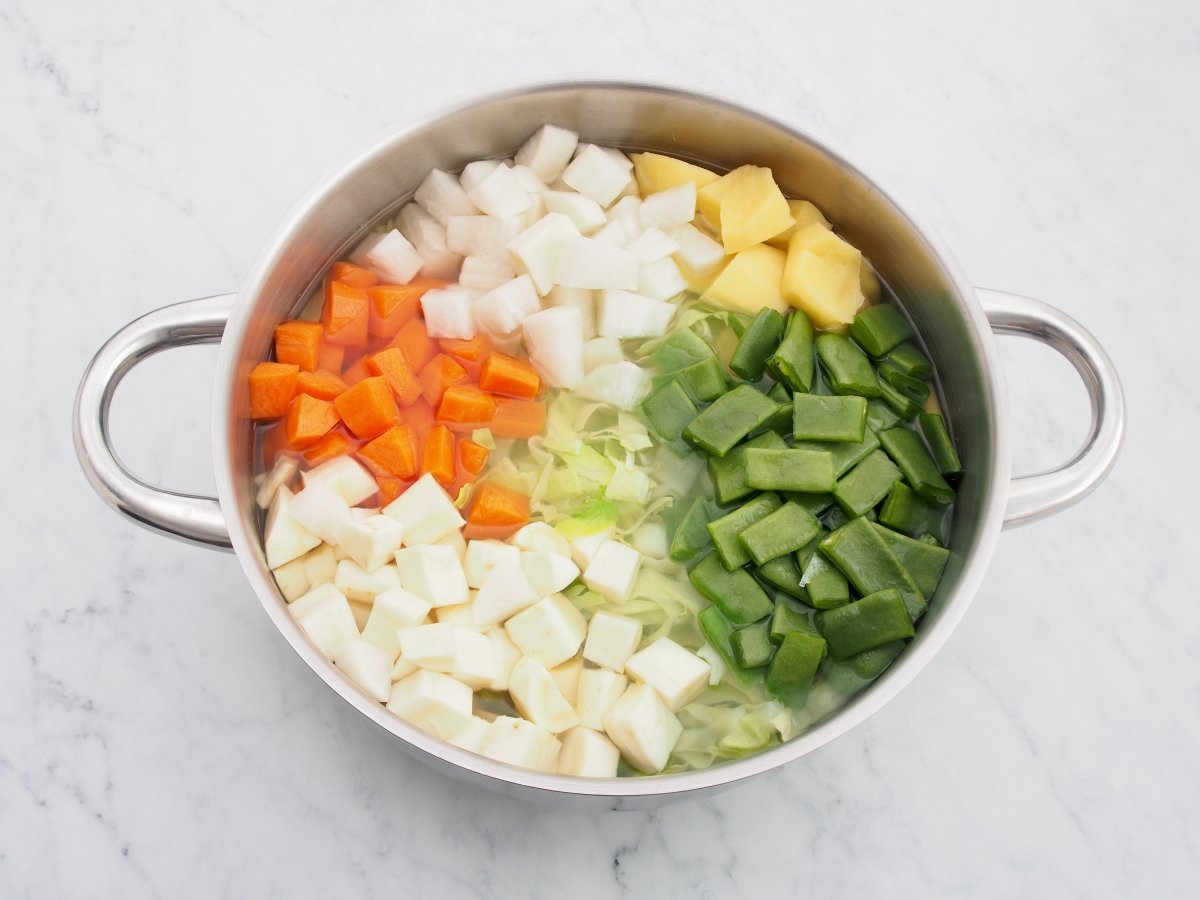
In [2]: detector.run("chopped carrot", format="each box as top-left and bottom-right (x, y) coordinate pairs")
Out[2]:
(365, 347), (422, 406)
(478, 352), (542, 399)
(330, 261), (379, 288)
(403, 398), (436, 456)
(458, 439), (489, 476)
(436, 385), (497, 424)
(421, 425), (456, 487)
(296, 369), (348, 400)
(418, 354), (470, 407)
(285, 393), (340, 447)
(376, 476), (407, 507)
(260, 422), (292, 468)
(488, 397), (546, 438)
(392, 317), (436, 372)
(439, 333), (493, 364)
(358, 425), (418, 479)
(303, 429), (356, 466)
(274, 321), (325, 372)
(463, 482), (530, 539)
(317, 341), (345, 373)
(368, 279), (442, 339)
(249, 362), (299, 419)
(334, 376), (401, 439)
(322, 281), (370, 347)
(341, 357), (371, 386)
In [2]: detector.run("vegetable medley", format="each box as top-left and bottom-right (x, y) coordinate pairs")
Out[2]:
(249, 124), (962, 778)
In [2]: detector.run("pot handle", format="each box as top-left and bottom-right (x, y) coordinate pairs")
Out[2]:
(978, 288), (1125, 529)
(73, 294), (236, 549)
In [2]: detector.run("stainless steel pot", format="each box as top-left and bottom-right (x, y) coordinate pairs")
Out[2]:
(73, 82), (1125, 808)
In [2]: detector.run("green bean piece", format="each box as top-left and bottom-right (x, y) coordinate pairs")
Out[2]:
(819, 640), (904, 693)
(690, 552), (774, 624)
(876, 378), (922, 420)
(791, 393), (868, 443)
(877, 426), (956, 504)
(766, 631), (827, 696)
(669, 496), (717, 563)
(792, 430), (881, 479)
(918, 413), (963, 477)
(760, 382), (794, 436)
(770, 596), (820, 644)
(740, 501), (823, 566)
(729, 308), (785, 382)
(640, 380), (698, 455)
(757, 554), (807, 600)
(819, 517), (926, 620)
(870, 523), (949, 597)
(744, 448), (836, 493)
(866, 398), (902, 431)
(849, 304), (915, 357)
(878, 481), (949, 541)
(817, 588), (915, 660)
(683, 384), (782, 457)
(674, 356), (728, 403)
(815, 333), (881, 398)
(876, 360), (932, 404)
(767, 309), (815, 392)
(731, 621), (775, 668)
(782, 491), (835, 517)
(697, 606), (757, 685)
(653, 327), (716, 372)
(823, 505), (876, 531)
(886, 342), (933, 379)
(707, 492), (783, 570)
(708, 431), (787, 505)
(832, 449), (903, 518)
(795, 531), (826, 569)
(800, 552), (851, 610)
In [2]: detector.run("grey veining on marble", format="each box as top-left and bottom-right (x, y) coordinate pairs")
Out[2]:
(1, 0), (1197, 897)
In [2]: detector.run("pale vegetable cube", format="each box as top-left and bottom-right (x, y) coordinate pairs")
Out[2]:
(637, 258), (688, 302)
(582, 610), (643, 673)
(384, 473), (465, 545)
(290, 482), (352, 545)
(473, 274), (542, 336)
(696, 165), (793, 253)
(639, 183), (696, 231)
(302, 455), (377, 506)
(393, 545), (469, 608)
(766, 198), (831, 248)
(568, 526), (615, 569)
(546, 286), (596, 340)
(631, 152), (720, 195)
(435, 600), (485, 632)
(348, 599), (372, 631)
(510, 164), (548, 193)
(391, 656), (418, 682)
(351, 229), (423, 284)
(505, 594), (588, 669)
(332, 635), (393, 701)
(432, 528), (467, 562)
(449, 628), (500, 689)
(334, 559), (401, 604)
(557, 727), (620, 777)
(703, 244), (789, 315)
(583, 540), (642, 604)
(603, 683), (682, 773)
(272, 555), (310, 602)
(361, 586), (432, 655)
(550, 654), (583, 706)
(458, 256), (517, 293)
(288, 582), (345, 619)
(606, 196), (644, 240)
(596, 290), (676, 338)
(515, 124), (579, 181)
(256, 454), (298, 509)
(597, 145), (634, 171)
(387, 669), (473, 739)
(860, 263), (882, 304)
(520, 551), (580, 596)
(466, 163), (532, 218)
(668, 222), (725, 276)
(473, 556), (541, 626)
(396, 622), (458, 672)
(592, 219), (629, 247)
(487, 628), (521, 691)
(508, 657), (579, 733)
(334, 514), (405, 572)
(631, 521), (669, 560)
(582, 336), (625, 372)
(522, 192), (548, 230)
(781, 224), (865, 328)
(562, 144), (633, 207)
(553, 236), (638, 290)
(625, 228), (678, 264)
(464, 539), (522, 589)
(447, 716), (491, 753)
(576, 361), (652, 411)
(421, 287), (476, 339)
(396, 203), (462, 281)
(480, 716), (561, 772)
(523, 306), (585, 389)
(542, 191), (606, 234)
(459, 159), (501, 194)
(624, 637), (711, 711)
(577, 667), (629, 731)
(295, 589), (359, 660)
(414, 168), (478, 225)
(263, 486), (320, 570)
(446, 215), (522, 261)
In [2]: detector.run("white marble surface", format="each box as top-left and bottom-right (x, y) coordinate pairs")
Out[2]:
(2, 0), (1196, 896)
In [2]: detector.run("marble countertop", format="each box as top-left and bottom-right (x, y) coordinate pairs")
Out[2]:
(3, 1), (1196, 896)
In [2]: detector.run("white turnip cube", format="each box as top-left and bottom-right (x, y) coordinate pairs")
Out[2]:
(511, 521), (571, 557)
(519, 552), (580, 597)
(421, 287), (476, 339)
(447, 716), (491, 753)
(624, 637), (711, 711)
(562, 144), (633, 207)
(334, 514), (405, 572)
(480, 716), (561, 772)
(515, 124), (579, 182)
(472, 556), (540, 627)
(414, 169), (478, 225)
(592, 219), (629, 247)
(557, 727), (620, 778)
(510, 164), (548, 193)
(302, 456), (377, 506)
(504, 594), (588, 669)
(361, 586), (432, 656)
(383, 473), (464, 545)
(446, 215), (522, 261)
(669, 223), (725, 275)
(351, 229), (423, 284)
(396, 622), (458, 673)
(542, 191), (606, 234)
(602, 683), (681, 773)
(637, 258), (688, 302)
(459, 159), (501, 194)
(606, 196), (644, 239)
(294, 588), (359, 660)
(256, 454), (298, 509)
(334, 559), (401, 603)
(582, 610), (643, 673)
(466, 163), (532, 218)
(435, 600), (485, 632)
(387, 669), (473, 739)
(597, 290), (676, 338)
(448, 628), (499, 690)
(550, 655), (583, 707)
(396, 203), (462, 281)
(289, 481), (352, 545)
(625, 228), (679, 264)
(458, 256), (516, 293)
(582, 337), (624, 373)
(263, 485), (321, 569)
(332, 635), (393, 702)
(487, 628), (521, 691)
(639, 182), (696, 231)
(473, 275), (542, 336)
(507, 213), (580, 295)
(583, 540), (642, 604)
(464, 539), (521, 589)
(394, 545), (469, 608)
(508, 658), (579, 734)
(576, 667), (628, 731)
(546, 286), (596, 340)
(569, 526), (615, 569)
(523, 306), (585, 390)
(553, 236), (638, 290)
(272, 555), (310, 602)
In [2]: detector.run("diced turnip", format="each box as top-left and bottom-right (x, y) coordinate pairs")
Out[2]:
(334, 559), (401, 603)
(557, 727), (620, 778)
(302, 543), (336, 586)
(631, 521), (669, 560)
(449, 628), (500, 689)
(288, 582), (344, 620)
(414, 169), (478, 225)
(508, 657), (580, 734)
(668, 222), (725, 275)
(569, 525), (615, 570)
(562, 144), (633, 207)
(458, 256), (517, 293)
(334, 514), (405, 572)
(396, 622), (458, 673)
(591, 219), (628, 246)
(522, 306), (585, 390)
(637, 257), (688, 302)
(624, 637), (711, 711)
(511, 521), (571, 558)
(507, 213), (580, 295)
(505, 595), (588, 669)
(464, 539), (522, 589)
(542, 191), (606, 234)
(433, 528), (467, 563)
(597, 145), (634, 171)
(582, 337), (625, 372)
(383, 473), (465, 545)
(576, 667), (629, 731)
(625, 227), (679, 264)
(421, 287), (476, 339)
(302, 456), (377, 506)
(519, 552), (580, 597)
(447, 716), (491, 753)
(332, 635), (393, 702)
(522, 192), (548, 230)
(394, 545), (469, 608)
(435, 600), (485, 632)
(550, 655), (583, 707)
(480, 716), (562, 772)
(256, 454), (298, 509)
(602, 683), (682, 773)
(583, 540), (642, 604)
(459, 159), (501, 194)
(396, 203), (462, 281)
(290, 481), (352, 545)
(487, 628), (522, 692)
(466, 163), (532, 218)
(351, 229), (423, 284)
(473, 556), (540, 626)
(272, 555), (310, 602)
(546, 286), (596, 340)
(446, 215), (522, 261)
(294, 588), (359, 660)
(607, 196), (644, 239)
(361, 586), (432, 655)
(639, 182), (696, 231)
(263, 485), (321, 569)
(473, 275), (541, 336)
(515, 124), (579, 182)
(596, 290), (676, 338)
(582, 610), (643, 673)
(510, 164), (548, 193)
(553, 236), (638, 290)
(576, 361), (651, 410)
(387, 669), (473, 739)
(392, 656), (418, 682)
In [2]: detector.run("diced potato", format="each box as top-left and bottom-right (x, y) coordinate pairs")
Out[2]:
(860, 262), (882, 304)
(696, 165), (793, 253)
(631, 152), (720, 196)
(702, 244), (788, 315)
(766, 199), (832, 249)
(781, 224), (865, 328)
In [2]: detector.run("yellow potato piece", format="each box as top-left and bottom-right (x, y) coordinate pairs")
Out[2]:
(859, 262), (882, 304)
(766, 199), (831, 249)
(631, 152), (720, 196)
(702, 244), (789, 315)
(696, 165), (794, 253)
(782, 224), (865, 328)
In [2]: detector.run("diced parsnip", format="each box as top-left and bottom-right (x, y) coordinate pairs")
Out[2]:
(466, 163), (533, 218)
(449, 628), (500, 689)
(435, 599), (485, 632)
(631, 521), (670, 559)
(361, 586), (432, 655)
(639, 183), (696, 231)
(394, 545), (469, 608)
(546, 286), (597, 340)
(294, 588), (359, 660)
(557, 727), (620, 777)
(387, 669), (473, 739)
(473, 556), (541, 626)
(766, 198), (832, 248)
(542, 191), (606, 234)
(351, 229), (423, 284)
(624, 637), (711, 711)
(332, 635), (393, 701)
(596, 290), (676, 338)
(464, 540), (522, 589)
(576, 667), (629, 731)
(637, 258), (688, 302)
(696, 165), (793, 252)
(302, 456), (378, 506)
(582, 610), (643, 673)
(668, 222), (725, 276)
(606, 197), (644, 240)
(432, 528), (467, 562)
(479, 716), (562, 772)
(459, 256), (517, 293)
(334, 559), (402, 604)
(334, 514), (405, 572)
(396, 203), (462, 281)
(383, 473), (465, 545)
(508, 657), (580, 734)
(507, 213), (581, 295)
(264, 485), (321, 569)
(583, 540), (642, 604)
(550, 654), (583, 706)
(603, 683), (682, 773)
(582, 336), (624, 372)
(576, 361), (652, 411)
(414, 169), (478, 225)
(459, 159), (501, 195)
(505, 594), (588, 669)
(301, 543), (337, 589)
(288, 582), (344, 620)
(554, 236), (638, 291)
(781, 224), (865, 328)
(447, 716), (491, 753)
(289, 481), (352, 545)
(256, 454), (299, 509)
(446, 215), (523, 261)
(487, 628), (521, 691)
(515, 124), (579, 182)
(522, 306), (585, 390)
(562, 144), (633, 207)
(473, 275), (542, 336)
(272, 555), (310, 602)
(625, 228), (678, 264)
(421, 287), (476, 339)
(631, 152), (720, 195)
(519, 552), (580, 596)
(703, 244), (789, 315)
(396, 622), (458, 672)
